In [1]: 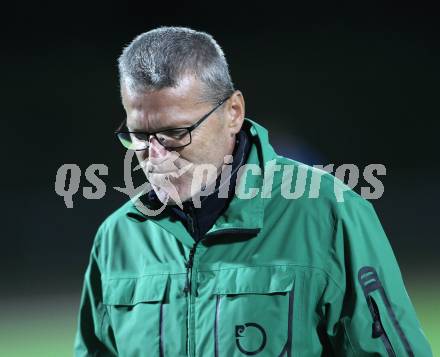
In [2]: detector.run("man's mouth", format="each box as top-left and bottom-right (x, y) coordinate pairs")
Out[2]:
(134, 151), (194, 180)
(146, 162), (194, 177)
(148, 168), (175, 174)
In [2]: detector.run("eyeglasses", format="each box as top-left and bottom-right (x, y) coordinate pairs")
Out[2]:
(115, 96), (230, 151)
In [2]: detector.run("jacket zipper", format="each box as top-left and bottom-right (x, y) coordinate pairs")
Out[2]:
(183, 204), (204, 357)
(185, 242), (197, 357)
(358, 266), (414, 357)
(214, 295), (221, 357)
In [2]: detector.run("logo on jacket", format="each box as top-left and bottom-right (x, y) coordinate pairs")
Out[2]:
(235, 322), (267, 355)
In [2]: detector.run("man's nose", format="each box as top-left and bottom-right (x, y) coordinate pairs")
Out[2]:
(148, 136), (168, 159)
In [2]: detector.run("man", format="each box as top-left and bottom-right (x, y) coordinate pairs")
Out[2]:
(74, 27), (432, 356)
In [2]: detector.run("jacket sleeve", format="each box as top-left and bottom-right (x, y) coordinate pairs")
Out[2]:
(324, 194), (432, 356)
(74, 227), (118, 357)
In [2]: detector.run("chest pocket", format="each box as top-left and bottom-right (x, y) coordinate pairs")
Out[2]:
(208, 266), (295, 357)
(102, 273), (187, 357)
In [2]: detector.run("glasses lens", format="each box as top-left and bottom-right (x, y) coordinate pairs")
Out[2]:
(156, 128), (190, 148)
(117, 132), (149, 150)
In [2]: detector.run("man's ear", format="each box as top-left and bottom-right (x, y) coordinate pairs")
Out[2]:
(226, 90), (245, 135)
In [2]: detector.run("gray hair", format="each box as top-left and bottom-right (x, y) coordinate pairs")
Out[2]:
(118, 26), (235, 103)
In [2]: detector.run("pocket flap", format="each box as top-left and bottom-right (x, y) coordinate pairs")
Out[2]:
(103, 274), (168, 305)
(209, 266), (294, 295)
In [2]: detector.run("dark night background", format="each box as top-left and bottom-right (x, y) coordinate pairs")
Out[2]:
(1, 2), (439, 355)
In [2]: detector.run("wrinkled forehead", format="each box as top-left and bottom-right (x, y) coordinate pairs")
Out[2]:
(121, 76), (208, 132)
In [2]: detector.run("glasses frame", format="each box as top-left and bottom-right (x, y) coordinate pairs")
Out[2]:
(115, 95), (231, 151)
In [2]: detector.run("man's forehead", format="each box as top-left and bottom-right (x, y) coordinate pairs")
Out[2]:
(121, 77), (207, 131)
(122, 76), (205, 109)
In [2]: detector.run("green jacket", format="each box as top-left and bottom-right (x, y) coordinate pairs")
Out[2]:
(74, 119), (432, 356)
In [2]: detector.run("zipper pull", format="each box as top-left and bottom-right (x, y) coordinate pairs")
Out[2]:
(183, 274), (191, 295)
(183, 244), (197, 295)
(183, 259), (193, 295)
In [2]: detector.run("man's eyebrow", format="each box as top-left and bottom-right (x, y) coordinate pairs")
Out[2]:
(126, 121), (149, 132)
(126, 126), (143, 132)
